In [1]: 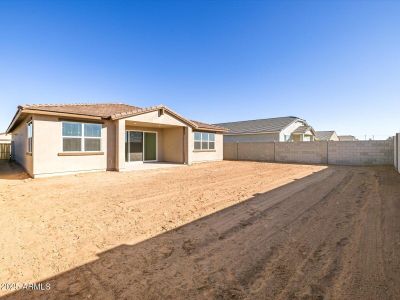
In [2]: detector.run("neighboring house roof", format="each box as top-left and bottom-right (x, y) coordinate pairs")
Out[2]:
(191, 120), (225, 131)
(0, 132), (11, 143)
(7, 103), (226, 133)
(292, 125), (315, 135)
(338, 135), (357, 141)
(315, 131), (336, 141)
(214, 116), (304, 134)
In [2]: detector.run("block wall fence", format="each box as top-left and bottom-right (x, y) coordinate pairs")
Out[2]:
(224, 140), (394, 166)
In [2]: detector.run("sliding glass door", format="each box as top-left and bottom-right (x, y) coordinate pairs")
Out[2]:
(144, 132), (157, 161)
(125, 131), (143, 162)
(125, 131), (157, 162)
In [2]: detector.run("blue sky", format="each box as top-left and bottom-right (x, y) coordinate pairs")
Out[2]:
(0, 0), (399, 139)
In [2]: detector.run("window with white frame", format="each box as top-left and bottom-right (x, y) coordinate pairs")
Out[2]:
(62, 122), (102, 152)
(194, 132), (215, 150)
(27, 121), (33, 153)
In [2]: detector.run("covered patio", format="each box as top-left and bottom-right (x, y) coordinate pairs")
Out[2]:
(113, 108), (191, 171)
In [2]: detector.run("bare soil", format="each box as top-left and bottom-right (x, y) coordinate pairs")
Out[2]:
(0, 160), (399, 299)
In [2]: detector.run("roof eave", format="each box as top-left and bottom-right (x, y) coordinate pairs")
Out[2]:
(280, 118), (305, 133)
(111, 105), (200, 129)
(195, 127), (228, 133)
(6, 107), (103, 133)
(6, 106), (24, 134)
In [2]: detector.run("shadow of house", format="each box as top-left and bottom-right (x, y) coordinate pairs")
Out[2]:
(0, 161), (29, 181)
(4, 166), (392, 299)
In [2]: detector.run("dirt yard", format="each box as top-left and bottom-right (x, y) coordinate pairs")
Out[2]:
(0, 160), (399, 299)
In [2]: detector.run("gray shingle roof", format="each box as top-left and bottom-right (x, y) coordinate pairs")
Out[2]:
(315, 131), (335, 140)
(292, 126), (311, 134)
(338, 135), (357, 141)
(214, 116), (301, 134)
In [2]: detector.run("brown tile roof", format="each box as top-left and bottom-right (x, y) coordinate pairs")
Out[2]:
(13, 103), (226, 132)
(21, 103), (141, 118)
(191, 120), (227, 132)
(110, 105), (226, 131)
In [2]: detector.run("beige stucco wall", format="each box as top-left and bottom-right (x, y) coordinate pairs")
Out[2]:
(115, 119), (126, 171)
(11, 110), (224, 177)
(125, 110), (189, 127)
(32, 115), (108, 177)
(105, 120), (117, 170)
(162, 127), (185, 163)
(11, 117), (33, 176)
(188, 127), (223, 163)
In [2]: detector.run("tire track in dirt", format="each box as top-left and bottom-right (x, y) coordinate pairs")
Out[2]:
(100, 168), (350, 299)
(330, 168), (400, 300)
(261, 170), (364, 300)
(195, 168), (354, 299)
(2, 164), (400, 300)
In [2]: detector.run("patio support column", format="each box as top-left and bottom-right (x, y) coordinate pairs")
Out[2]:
(115, 119), (126, 171)
(186, 126), (193, 165)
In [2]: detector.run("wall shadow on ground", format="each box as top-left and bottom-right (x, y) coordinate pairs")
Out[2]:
(1, 167), (336, 299)
(0, 160), (29, 180)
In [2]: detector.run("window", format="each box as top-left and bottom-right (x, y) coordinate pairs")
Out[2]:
(27, 121), (33, 153)
(193, 132), (215, 151)
(62, 122), (102, 152)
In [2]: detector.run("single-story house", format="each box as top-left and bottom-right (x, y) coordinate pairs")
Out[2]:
(214, 116), (316, 142)
(338, 135), (357, 141)
(6, 103), (226, 178)
(315, 131), (339, 141)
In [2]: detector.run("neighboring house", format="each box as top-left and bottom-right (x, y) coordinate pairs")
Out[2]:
(214, 116), (316, 142)
(6, 103), (226, 178)
(315, 131), (339, 141)
(338, 135), (357, 141)
(0, 132), (11, 143)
